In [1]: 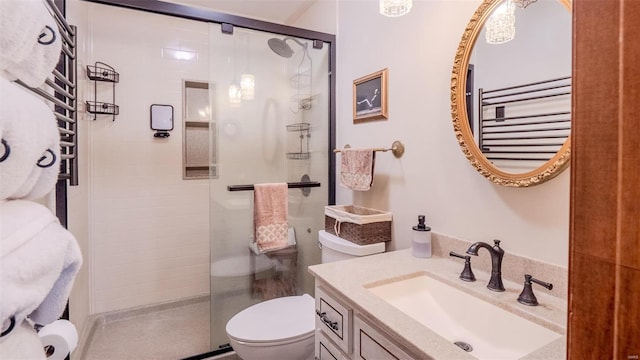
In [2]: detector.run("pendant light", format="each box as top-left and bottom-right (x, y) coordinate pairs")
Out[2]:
(379, 0), (412, 17)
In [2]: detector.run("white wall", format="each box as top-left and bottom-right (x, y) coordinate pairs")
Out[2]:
(289, 0), (338, 34)
(335, 0), (570, 267)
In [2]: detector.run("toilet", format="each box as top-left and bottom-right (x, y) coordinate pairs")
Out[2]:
(225, 230), (386, 360)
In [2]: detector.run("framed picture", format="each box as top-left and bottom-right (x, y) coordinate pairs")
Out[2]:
(353, 68), (388, 123)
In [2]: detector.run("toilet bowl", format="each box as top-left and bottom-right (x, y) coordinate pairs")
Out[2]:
(226, 294), (315, 360)
(225, 230), (386, 360)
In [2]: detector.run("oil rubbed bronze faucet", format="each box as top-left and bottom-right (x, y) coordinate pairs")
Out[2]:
(517, 274), (553, 306)
(466, 239), (505, 292)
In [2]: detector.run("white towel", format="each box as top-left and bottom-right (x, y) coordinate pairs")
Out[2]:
(0, 320), (46, 360)
(0, 77), (60, 200)
(0, 200), (83, 327)
(0, 0), (62, 88)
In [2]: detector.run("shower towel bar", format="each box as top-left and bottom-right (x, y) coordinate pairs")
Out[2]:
(333, 140), (405, 158)
(227, 181), (321, 192)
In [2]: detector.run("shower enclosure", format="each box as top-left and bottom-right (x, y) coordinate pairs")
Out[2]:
(81, 1), (334, 357)
(207, 23), (332, 352)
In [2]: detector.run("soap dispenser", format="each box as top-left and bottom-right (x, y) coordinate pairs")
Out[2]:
(412, 215), (432, 258)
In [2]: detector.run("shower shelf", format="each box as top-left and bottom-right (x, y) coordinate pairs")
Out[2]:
(87, 63), (119, 82)
(286, 152), (310, 160)
(86, 101), (119, 116)
(286, 122), (310, 132)
(286, 122), (310, 160)
(86, 61), (119, 121)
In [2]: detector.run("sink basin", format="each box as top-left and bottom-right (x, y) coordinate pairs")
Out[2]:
(366, 273), (562, 359)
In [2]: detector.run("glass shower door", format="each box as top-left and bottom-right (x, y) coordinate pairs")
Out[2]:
(207, 23), (330, 351)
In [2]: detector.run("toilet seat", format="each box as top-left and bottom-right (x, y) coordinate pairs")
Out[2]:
(226, 294), (315, 344)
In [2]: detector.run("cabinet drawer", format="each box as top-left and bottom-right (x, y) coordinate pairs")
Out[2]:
(354, 315), (414, 360)
(315, 286), (352, 354)
(315, 330), (348, 360)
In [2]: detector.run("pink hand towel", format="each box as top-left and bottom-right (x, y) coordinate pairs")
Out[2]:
(340, 149), (375, 191)
(254, 183), (289, 253)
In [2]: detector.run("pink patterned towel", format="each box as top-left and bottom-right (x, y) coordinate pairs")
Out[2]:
(254, 183), (289, 253)
(340, 149), (375, 191)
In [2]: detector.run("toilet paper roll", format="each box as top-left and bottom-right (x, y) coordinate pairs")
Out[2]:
(38, 320), (78, 360)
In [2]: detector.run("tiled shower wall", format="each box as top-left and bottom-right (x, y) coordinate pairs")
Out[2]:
(87, 3), (210, 313)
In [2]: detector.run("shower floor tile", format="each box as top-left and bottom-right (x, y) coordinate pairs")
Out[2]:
(83, 300), (212, 360)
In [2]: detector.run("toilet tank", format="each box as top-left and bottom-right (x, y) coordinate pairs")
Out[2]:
(319, 230), (386, 263)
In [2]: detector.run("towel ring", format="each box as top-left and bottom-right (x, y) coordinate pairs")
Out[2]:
(0, 139), (10, 163)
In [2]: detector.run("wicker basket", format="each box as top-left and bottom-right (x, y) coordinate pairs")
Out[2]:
(324, 205), (392, 245)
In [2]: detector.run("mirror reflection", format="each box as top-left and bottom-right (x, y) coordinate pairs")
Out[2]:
(469, 0), (571, 174)
(452, 0), (572, 186)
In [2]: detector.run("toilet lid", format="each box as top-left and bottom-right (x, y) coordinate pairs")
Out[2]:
(226, 294), (315, 343)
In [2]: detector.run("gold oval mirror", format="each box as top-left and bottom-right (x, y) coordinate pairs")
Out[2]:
(451, 0), (572, 187)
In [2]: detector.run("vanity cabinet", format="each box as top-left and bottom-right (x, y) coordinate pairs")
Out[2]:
(315, 286), (352, 354)
(314, 284), (417, 360)
(315, 330), (349, 360)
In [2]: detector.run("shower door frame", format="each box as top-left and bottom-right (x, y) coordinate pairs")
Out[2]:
(82, 0), (336, 208)
(83, 1), (336, 358)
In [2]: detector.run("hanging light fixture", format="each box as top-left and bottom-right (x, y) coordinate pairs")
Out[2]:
(512, 0), (537, 8)
(239, 35), (255, 101)
(485, 0), (516, 44)
(240, 73), (255, 100)
(228, 37), (243, 106)
(228, 84), (241, 106)
(379, 0), (412, 17)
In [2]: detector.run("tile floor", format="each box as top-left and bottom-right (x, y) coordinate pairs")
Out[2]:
(82, 299), (238, 360)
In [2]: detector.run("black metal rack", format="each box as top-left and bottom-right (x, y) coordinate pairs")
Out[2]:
(86, 61), (119, 121)
(478, 76), (571, 163)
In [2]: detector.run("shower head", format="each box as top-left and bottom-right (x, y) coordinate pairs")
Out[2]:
(268, 37), (308, 58)
(268, 38), (294, 58)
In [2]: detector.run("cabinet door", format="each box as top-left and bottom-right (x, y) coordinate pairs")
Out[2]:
(353, 315), (415, 360)
(315, 330), (349, 360)
(315, 286), (353, 354)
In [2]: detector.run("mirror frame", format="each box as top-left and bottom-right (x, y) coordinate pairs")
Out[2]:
(450, 0), (572, 187)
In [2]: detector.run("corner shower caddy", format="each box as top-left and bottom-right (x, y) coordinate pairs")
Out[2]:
(286, 122), (311, 160)
(86, 61), (119, 121)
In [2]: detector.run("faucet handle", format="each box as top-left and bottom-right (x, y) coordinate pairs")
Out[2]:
(517, 274), (553, 306)
(493, 239), (501, 247)
(449, 251), (476, 282)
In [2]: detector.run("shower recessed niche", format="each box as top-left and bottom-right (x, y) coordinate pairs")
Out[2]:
(182, 80), (216, 179)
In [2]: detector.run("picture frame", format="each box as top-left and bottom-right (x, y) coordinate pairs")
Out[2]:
(353, 68), (388, 123)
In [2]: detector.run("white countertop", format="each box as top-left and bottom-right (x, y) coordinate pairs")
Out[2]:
(308, 249), (567, 360)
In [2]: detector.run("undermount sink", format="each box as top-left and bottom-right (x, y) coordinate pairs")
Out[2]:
(366, 273), (562, 360)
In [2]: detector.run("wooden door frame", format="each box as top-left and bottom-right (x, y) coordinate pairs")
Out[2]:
(569, 0), (639, 358)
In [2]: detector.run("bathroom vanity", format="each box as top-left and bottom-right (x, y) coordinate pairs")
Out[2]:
(308, 237), (568, 360)
(314, 284), (416, 359)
